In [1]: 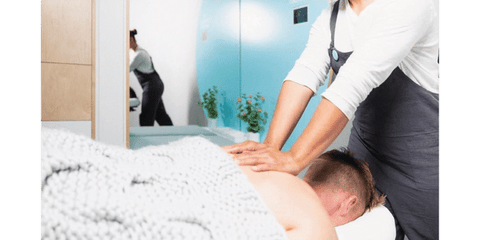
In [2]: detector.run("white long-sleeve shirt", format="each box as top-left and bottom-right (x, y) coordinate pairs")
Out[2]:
(130, 46), (155, 74)
(285, 0), (439, 119)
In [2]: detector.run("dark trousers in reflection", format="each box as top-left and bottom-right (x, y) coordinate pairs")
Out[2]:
(134, 69), (173, 126)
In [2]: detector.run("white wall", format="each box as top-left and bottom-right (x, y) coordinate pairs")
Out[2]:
(42, 121), (92, 138)
(95, 0), (128, 147)
(129, 0), (204, 127)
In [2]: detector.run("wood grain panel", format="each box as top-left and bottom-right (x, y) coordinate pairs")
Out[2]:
(42, 63), (92, 121)
(41, 0), (92, 64)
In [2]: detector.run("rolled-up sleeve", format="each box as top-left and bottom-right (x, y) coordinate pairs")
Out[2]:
(130, 50), (147, 72)
(322, 0), (436, 119)
(284, 7), (332, 94)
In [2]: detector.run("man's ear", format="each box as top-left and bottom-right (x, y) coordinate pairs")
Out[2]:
(339, 194), (358, 217)
(329, 193), (360, 226)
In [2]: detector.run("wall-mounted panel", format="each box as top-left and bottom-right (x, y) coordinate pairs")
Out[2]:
(41, 0), (92, 64)
(41, 63), (92, 121)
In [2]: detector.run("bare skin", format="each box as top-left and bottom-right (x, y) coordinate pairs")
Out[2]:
(239, 166), (338, 240)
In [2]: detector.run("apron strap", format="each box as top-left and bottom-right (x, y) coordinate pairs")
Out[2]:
(329, 0), (340, 48)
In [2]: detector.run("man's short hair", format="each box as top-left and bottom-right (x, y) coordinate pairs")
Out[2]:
(304, 148), (385, 214)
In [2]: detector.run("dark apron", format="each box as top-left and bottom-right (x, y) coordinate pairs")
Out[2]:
(134, 59), (173, 126)
(328, 2), (438, 240)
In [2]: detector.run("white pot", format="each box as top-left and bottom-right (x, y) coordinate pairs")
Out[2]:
(207, 118), (217, 128)
(247, 132), (260, 142)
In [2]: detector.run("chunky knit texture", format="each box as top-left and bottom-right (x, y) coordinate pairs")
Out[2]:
(41, 128), (288, 240)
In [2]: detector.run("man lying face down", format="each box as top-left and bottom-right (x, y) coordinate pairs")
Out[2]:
(235, 149), (385, 240)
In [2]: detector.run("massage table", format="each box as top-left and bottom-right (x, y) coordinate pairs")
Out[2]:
(129, 87), (140, 112)
(337, 204), (395, 239)
(42, 127), (395, 239)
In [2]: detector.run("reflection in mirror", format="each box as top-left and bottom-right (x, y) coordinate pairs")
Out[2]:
(129, 0), (205, 127)
(129, 29), (173, 126)
(128, 0), (245, 150)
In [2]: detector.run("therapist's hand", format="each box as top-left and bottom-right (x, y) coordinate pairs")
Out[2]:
(222, 141), (302, 175)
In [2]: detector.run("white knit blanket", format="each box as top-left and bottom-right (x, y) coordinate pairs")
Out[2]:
(41, 128), (288, 240)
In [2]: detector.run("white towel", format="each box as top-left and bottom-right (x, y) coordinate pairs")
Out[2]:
(41, 128), (288, 240)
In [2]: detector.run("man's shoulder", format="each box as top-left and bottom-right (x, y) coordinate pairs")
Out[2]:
(263, 171), (315, 197)
(240, 167), (337, 240)
(239, 166), (323, 217)
(239, 166), (313, 198)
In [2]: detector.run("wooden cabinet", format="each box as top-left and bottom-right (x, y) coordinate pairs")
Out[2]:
(41, 0), (95, 137)
(41, 63), (92, 121)
(41, 0), (93, 64)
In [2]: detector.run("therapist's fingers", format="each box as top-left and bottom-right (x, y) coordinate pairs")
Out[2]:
(234, 152), (265, 166)
(223, 141), (263, 153)
(222, 141), (267, 154)
(234, 148), (300, 174)
(250, 163), (278, 172)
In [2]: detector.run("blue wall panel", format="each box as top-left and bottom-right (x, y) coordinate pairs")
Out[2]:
(196, 0), (241, 129)
(240, 0), (329, 150)
(197, 0), (330, 151)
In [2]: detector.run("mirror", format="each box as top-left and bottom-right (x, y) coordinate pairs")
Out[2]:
(129, 0), (207, 128)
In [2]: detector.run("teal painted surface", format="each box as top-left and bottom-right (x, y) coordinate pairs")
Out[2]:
(240, 0), (329, 151)
(197, 0), (329, 151)
(196, 0), (241, 129)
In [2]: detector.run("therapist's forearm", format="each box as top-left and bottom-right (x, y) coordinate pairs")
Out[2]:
(289, 97), (349, 170)
(264, 81), (314, 150)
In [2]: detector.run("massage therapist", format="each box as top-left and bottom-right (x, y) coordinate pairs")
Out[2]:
(130, 29), (173, 126)
(223, 0), (439, 239)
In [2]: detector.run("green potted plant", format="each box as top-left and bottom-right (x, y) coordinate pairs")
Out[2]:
(198, 86), (219, 127)
(236, 93), (268, 141)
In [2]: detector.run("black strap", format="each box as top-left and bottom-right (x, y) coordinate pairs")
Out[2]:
(330, 1), (340, 47)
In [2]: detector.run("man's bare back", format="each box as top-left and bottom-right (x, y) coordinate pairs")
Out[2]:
(239, 166), (338, 240)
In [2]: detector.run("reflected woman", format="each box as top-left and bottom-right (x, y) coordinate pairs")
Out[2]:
(129, 29), (173, 126)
